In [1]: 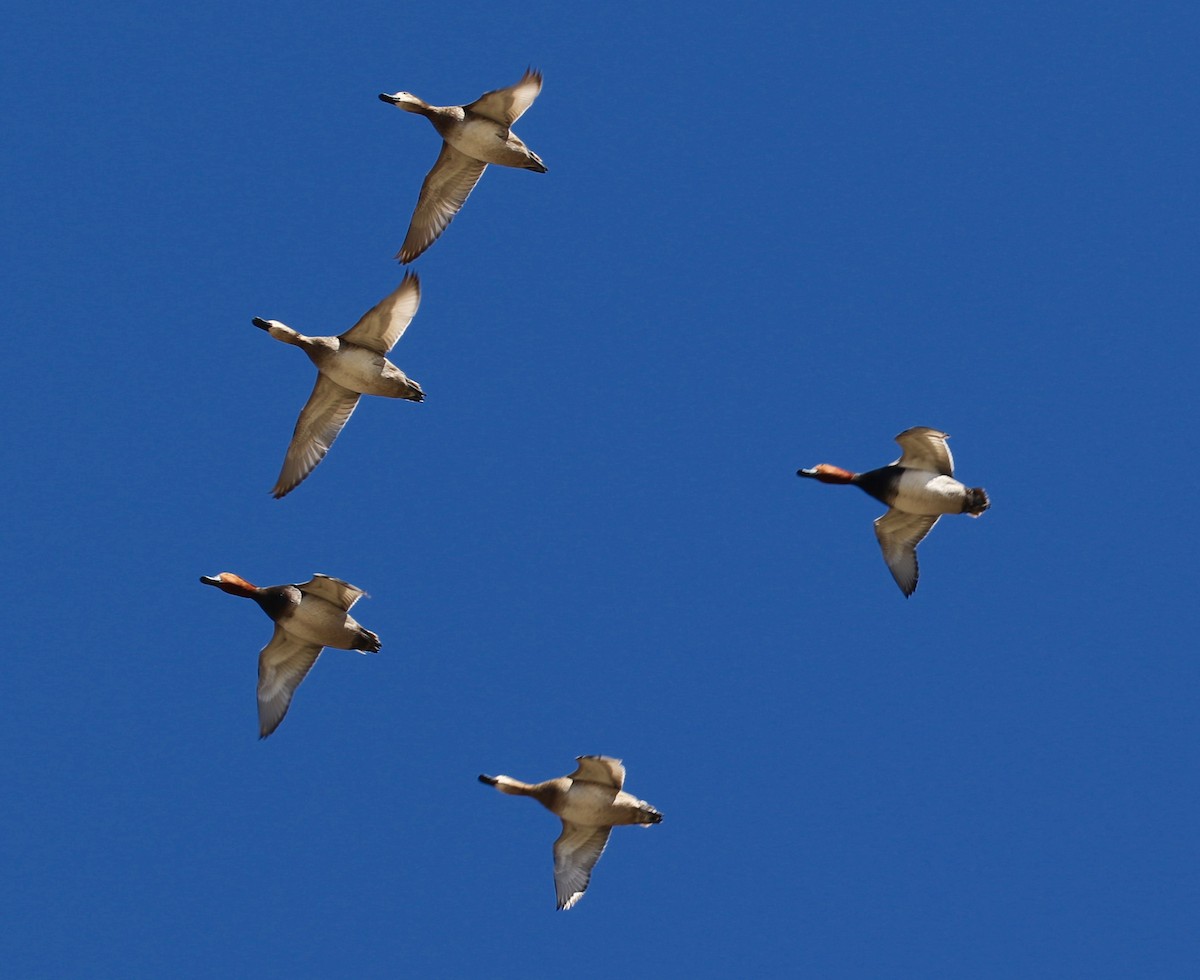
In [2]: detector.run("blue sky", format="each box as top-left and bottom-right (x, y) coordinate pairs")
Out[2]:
(3, 0), (1198, 976)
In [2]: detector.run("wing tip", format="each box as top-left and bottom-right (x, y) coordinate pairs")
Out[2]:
(893, 562), (919, 597)
(271, 471), (305, 498)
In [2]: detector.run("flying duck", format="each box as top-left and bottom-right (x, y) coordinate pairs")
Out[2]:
(200, 572), (382, 738)
(478, 755), (662, 909)
(379, 69), (547, 263)
(252, 273), (423, 498)
(797, 427), (990, 596)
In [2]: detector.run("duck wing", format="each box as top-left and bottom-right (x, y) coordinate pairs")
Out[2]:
(396, 142), (487, 263)
(553, 822), (612, 910)
(298, 574), (368, 611)
(892, 426), (954, 475)
(465, 69), (542, 125)
(272, 376), (360, 498)
(257, 626), (323, 738)
(340, 273), (421, 355)
(874, 510), (940, 597)
(569, 755), (626, 790)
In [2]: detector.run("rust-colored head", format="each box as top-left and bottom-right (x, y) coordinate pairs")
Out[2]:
(199, 572), (259, 597)
(796, 463), (856, 484)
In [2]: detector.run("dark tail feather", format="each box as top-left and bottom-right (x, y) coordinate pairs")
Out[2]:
(964, 487), (990, 516)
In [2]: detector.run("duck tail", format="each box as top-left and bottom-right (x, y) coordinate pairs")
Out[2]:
(964, 487), (990, 516)
(354, 629), (382, 653)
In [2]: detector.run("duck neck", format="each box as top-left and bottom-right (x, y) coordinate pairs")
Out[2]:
(851, 466), (900, 506)
(209, 574), (259, 598)
(483, 775), (565, 811)
(490, 776), (537, 797)
(399, 99), (433, 117)
(252, 587), (295, 620)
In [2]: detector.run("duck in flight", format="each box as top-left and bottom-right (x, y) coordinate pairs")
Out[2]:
(379, 69), (547, 263)
(252, 273), (424, 498)
(797, 427), (990, 596)
(200, 572), (382, 738)
(479, 756), (662, 910)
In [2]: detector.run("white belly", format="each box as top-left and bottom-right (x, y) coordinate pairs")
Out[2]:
(891, 470), (969, 515)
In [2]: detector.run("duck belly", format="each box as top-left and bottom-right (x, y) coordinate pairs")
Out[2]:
(891, 471), (972, 515)
(558, 783), (620, 826)
(446, 119), (529, 166)
(283, 596), (363, 649)
(319, 346), (415, 398)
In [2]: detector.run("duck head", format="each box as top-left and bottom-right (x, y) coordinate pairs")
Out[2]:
(378, 91), (428, 113)
(796, 464), (857, 484)
(200, 572), (259, 597)
(252, 317), (303, 345)
(478, 773), (533, 796)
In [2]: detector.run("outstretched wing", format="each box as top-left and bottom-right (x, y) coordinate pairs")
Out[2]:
(874, 509), (940, 597)
(892, 427), (954, 475)
(568, 755), (625, 790)
(397, 143), (487, 263)
(298, 574), (367, 610)
(465, 69), (543, 126)
(272, 376), (360, 498)
(341, 273), (421, 354)
(257, 626), (324, 738)
(552, 822), (612, 910)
